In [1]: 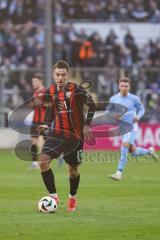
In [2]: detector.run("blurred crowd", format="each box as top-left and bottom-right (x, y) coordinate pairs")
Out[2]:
(0, 0), (159, 122)
(55, 0), (160, 23)
(1, 0), (160, 23)
(0, 21), (45, 70)
(53, 27), (160, 68)
(1, 0), (160, 71)
(1, 22), (160, 71)
(0, 0), (44, 24)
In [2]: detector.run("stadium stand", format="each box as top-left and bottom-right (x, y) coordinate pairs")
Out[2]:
(54, 0), (160, 22)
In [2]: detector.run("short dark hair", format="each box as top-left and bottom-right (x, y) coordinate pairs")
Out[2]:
(119, 77), (131, 84)
(32, 73), (44, 81)
(53, 60), (69, 72)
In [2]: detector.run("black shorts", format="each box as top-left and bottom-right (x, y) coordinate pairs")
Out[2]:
(41, 134), (83, 166)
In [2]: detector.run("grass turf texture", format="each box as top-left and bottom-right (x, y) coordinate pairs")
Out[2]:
(0, 149), (160, 240)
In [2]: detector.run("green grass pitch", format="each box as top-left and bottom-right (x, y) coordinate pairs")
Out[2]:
(0, 149), (160, 240)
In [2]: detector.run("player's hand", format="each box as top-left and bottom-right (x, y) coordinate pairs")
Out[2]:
(36, 125), (49, 135)
(133, 116), (139, 122)
(83, 125), (92, 142)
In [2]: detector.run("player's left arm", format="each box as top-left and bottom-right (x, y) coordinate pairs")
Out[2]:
(84, 94), (96, 125)
(81, 90), (96, 141)
(134, 96), (145, 122)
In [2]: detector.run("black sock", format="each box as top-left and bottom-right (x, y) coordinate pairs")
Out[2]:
(31, 144), (38, 161)
(41, 169), (57, 194)
(69, 174), (80, 196)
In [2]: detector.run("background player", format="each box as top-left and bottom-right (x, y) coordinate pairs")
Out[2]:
(37, 60), (96, 211)
(108, 77), (158, 181)
(30, 73), (46, 169)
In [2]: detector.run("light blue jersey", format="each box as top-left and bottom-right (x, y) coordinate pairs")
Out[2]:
(109, 92), (145, 144)
(109, 92), (145, 126)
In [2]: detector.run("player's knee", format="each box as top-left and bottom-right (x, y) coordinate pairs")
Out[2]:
(39, 161), (50, 172)
(68, 166), (79, 178)
(129, 145), (136, 154)
(39, 154), (51, 171)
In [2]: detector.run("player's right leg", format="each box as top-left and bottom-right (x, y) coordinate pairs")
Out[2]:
(38, 136), (63, 204)
(109, 142), (130, 181)
(109, 130), (138, 181)
(39, 153), (59, 204)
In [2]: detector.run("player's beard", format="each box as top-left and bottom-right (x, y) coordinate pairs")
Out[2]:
(57, 80), (67, 90)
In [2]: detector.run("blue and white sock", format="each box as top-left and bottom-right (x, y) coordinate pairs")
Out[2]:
(132, 147), (150, 157)
(118, 146), (129, 172)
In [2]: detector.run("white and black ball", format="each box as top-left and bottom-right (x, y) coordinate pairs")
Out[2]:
(38, 196), (57, 213)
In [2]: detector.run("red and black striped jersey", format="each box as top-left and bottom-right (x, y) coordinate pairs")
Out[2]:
(44, 82), (96, 139)
(32, 87), (46, 123)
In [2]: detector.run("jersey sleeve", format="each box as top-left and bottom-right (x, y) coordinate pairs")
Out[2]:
(84, 93), (96, 125)
(77, 86), (96, 125)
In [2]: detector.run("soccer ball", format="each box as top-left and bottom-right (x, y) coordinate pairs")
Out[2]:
(38, 196), (57, 213)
